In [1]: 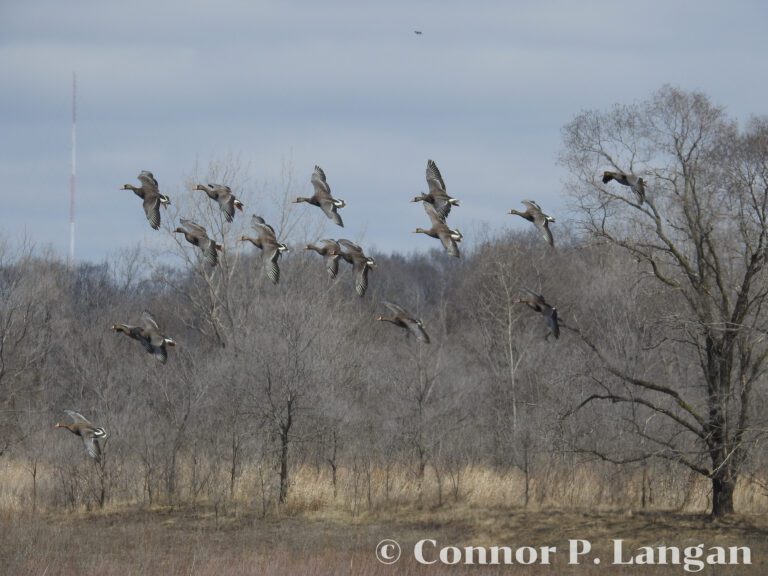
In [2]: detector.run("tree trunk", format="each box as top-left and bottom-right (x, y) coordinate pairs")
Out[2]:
(711, 472), (735, 517)
(278, 428), (289, 504)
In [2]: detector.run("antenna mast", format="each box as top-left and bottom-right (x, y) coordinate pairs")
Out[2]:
(68, 72), (77, 267)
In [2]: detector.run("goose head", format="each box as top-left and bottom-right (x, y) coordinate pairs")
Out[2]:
(411, 195), (427, 203)
(194, 184), (209, 192)
(238, 235), (250, 242)
(413, 228), (429, 235)
(173, 227), (186, 235)
(121, 184), (135, 191)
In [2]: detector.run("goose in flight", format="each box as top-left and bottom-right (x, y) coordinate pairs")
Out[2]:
(293, 165), (346, 227)
(55, 410), (108, 462)
(112, 311), (177, 363)
(173, 219), (223, 267)
(508, 200), (555, 247)
(515, 288), (559, 340)
(411, 159), (459, 220)
(602, 171), (646, 205)
(414, 202), (462, 257)
(240, 215), (289, 284)
(121, 171), (171, 230)
(338, 239), (375, 297)
(305, 239), (342, 279)
(377, 301), (430, 343)
(194, 183), (244, 222)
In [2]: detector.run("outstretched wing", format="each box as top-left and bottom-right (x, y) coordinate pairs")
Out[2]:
(354, 263), (370, 297)
(138, 171), (159, 192)
(439, 231), (460, 257)
(311, 165), (331, 197)
(81, 435), (102, 461)
(264, 249), (281, 284)
(338, 239), (363, 254)
(423, 202), (445, 226)
(64, 410), (92, 426)
(142, 196), (161, 229)
(533, 216), (554, 247)
(325, 254), (340, 279)
(180, 219), (209, 239)
(141, 311), (160, 331)
(382, 301), (409, 316)
(405, 319), (431, 344)
(545, 307), (560, 339)
(320, 199), (344, 227)
(521, 288), (546, 307)
(426, 159), (446, 193)
(251, 215), (277, 239)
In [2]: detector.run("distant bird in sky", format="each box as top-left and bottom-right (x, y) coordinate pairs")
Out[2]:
(414, 30), (423, 35)
(112, 311), (176, 363)
(414, 202), (462, 257)
(377, 301), (430, 343)
(305, 239), (342, 279)
(516, 288), (559, 340)
(174, 219), (223, 267)
(412, 159), (460, 220)
(338, 239), (375, 297)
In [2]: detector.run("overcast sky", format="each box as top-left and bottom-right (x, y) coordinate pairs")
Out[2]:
(2, 0), (767, 262)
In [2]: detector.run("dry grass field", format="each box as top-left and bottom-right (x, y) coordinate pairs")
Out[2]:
(2, 462), (768, 575)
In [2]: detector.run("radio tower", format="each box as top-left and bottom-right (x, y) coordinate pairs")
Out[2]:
(68, 72), (77, 268)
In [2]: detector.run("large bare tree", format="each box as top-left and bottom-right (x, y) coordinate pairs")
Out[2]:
(560, 86), (768, 516)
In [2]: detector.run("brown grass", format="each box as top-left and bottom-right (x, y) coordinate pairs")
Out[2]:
(2, 461), (768, 574)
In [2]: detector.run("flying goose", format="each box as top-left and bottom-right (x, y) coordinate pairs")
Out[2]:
(305, 239), (342, 279)
(173, 219), (223, 267)
(112, 311), (176, 363)
(602, 171), (646, 204)
(377, 301), (430, 343)
(293, 165), (346, 227)
(239, 215), (289, 284)
(411, 159), (459, 219)
(338, 239), (375, 297)
(508, 200), (555, 247)
(121, 171), (171, 230)
(55, 410), (108, 462)
(515, 288), (559, 339)
(413, 203), (462, 257)
(194, 183), (244, 222)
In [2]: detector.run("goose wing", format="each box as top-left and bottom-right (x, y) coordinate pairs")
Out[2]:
(64, 410), (93, 426)
(438, 229), (460, 257)
(251, 215), (277, 240)
(311, 165), (331, 197)
(426, 159), (446, 193)
(218, 194), (236, 222)
(325, 254), (340, 278)
(354, 263), (370, 297)
(320, 199), (343, 226)
(81, 434), (102, 461)
(141, 311), (160, 332)
(150, 341), (169, 363)
(180, 219), (209, 239)
(338, 239), (363, 255)
(264, 248), (281, 284)
(630, 178), (646, 204)
(138, 171), (159, 193)
(423, 202), (445, 226)
(532, 214), (554, 247)
(404, 319), (431, 343)
(382, 301), (409, 316)
(142, 196), (161, 230)
(521, 288), (546, 308)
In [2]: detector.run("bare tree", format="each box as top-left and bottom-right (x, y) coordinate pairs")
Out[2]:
(560, 86), (768, 517)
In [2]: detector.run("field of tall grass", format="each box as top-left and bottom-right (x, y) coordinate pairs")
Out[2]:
(2, 460), (768, 574)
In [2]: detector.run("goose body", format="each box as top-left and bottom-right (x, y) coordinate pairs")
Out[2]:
(194, 183), (244, 222)
(411, 159), (459, 219)
(174, 219), (222, 267)
(508, 200), (555, 247)
(293, 166), (345, 227)
(55, 410), (108, 462)
(112, 311), (176, 362)
(305, 239), (342, 279)
(240, 215), (289, 284)
(516, 288), (559, 339)
(121, 171), (171, 230)
(602, 171), (646, 204)
(414, 203), (462, 257)
(338, 239), (375, 297)
(377, 301), (430, 343)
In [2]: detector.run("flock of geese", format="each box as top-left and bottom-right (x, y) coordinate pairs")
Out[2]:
(55, 162), (646, 461)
